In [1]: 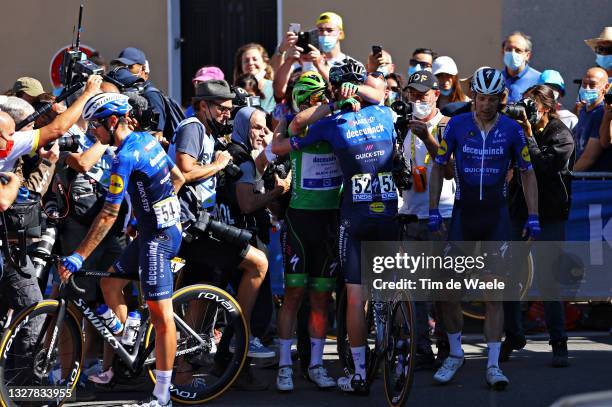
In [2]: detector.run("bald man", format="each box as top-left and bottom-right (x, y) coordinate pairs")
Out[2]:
(573, 67), (611, 171)
(366, 49), (394, 76)
(0, 75), (102, 173)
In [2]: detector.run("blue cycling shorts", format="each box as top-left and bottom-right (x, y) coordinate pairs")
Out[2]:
(113, 224), (182, 301)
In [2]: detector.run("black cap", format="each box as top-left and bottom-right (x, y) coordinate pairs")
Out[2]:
(407, 70), (438, 92)
(193, 80), (235, 100)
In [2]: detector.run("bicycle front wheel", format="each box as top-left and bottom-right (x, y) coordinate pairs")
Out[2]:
(0, 300), (83, 407)
(144, 284), (248, 405)
(383, 296), (415, 407)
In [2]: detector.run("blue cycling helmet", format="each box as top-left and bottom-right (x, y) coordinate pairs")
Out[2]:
(538, 70), (565, 95)
(83, 93), (132, 121)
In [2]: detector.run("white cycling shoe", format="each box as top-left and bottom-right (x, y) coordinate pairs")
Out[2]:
(433, 354), (465, 384)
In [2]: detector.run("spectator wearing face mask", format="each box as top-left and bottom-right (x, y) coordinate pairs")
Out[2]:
(367, 48), (395, 77)
(501, 32), (541, 103)
(538, 70), (578, 131)
(585, 27), (612, 81)
(385, 73), (403, 106)
(407, 48), (437, 77)
(433, 56), (470, 110)
(573, 67), (611, 171)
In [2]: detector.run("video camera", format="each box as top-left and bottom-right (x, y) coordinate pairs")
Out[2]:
(389, 100), (413, 193)
(182, 210), (252, 247)
(123, 90), (160, 131)
(501, 98), (538, 125)
(232, 86), (261, 110)
(213, 136), (243, 180)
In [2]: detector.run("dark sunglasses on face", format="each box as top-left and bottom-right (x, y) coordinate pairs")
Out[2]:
(595, 45), (612, 55)
(409, 59), (432, 68)
(210, 101), (233, 114)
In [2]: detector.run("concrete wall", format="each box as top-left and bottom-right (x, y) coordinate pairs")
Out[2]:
(0, 0), (169, 93)
(282, 0), (503, 84)
(502, 0), (611, 106)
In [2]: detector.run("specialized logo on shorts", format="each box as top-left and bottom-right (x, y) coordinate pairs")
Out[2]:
(521, 145), (531, 162)
(369, 202), (386, 213)
(437, 140), (448, 156)
(109, 174), (124, 194)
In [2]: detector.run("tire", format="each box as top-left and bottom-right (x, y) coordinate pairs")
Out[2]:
(144, 284), (248, 405)
(335, 286), (379, 385)
(462, 252), (534, 320)
(0, 300), (83, 407)
(383, 296), (415, 407)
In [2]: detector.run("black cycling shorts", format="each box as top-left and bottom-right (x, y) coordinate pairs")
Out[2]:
(339, 212), (399, 284)
(281, 208), (339, 291)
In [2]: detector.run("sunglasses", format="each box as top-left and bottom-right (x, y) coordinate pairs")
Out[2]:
(409, 59), (432, 68)
(595, 45), (612, 55)
(210, 101), (233, 114)
(88, 120), (105, 129)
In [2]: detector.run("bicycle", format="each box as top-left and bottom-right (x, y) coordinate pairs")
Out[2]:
(0, 254), (248, 406)
(336, 285), (416, 407)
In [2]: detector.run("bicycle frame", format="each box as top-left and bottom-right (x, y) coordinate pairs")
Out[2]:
(48, 270), (209, 376)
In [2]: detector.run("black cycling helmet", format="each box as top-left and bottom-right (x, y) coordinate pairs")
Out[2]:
(329, 58), (367, 87)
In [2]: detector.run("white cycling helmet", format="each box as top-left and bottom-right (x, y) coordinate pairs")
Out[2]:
(83, 93), (132, 121)
(471, 67), (505, 95)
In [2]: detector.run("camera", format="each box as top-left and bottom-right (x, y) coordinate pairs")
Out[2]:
(183, 210), (252, 247)
(123, 91), (160, 131)
(501, 98), (538, 124)
(604, 93), (612, 105)
(44, 134), (80, 153)
(233, 86), (262, 109)
(296, 31), (310, 50)
(213, 136), (243, 180)
(262, 156), (291, 191)
(390, 100), (413, 131)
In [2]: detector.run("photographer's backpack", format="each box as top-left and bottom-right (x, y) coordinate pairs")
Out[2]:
(143, 86), (186, 144)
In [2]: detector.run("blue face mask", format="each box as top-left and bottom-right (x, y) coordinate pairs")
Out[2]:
(579, 87), (601, 105)
(318, 35), (338, 53)
(440, 87), (453, 96)
(407, 64), (422, 78)
(386, 91), (398, 106)
(503, 51), (524, 71)
(596, 54), (612, 70)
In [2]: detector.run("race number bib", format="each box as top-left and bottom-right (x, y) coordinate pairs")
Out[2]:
(153, 196), (181, 228)
(378, 172), (398, 200)
(351, 173), (397, 202)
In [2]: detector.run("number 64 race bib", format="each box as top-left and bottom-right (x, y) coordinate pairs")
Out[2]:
(350, 172), (397, 202)
(153, 196), (181, 228)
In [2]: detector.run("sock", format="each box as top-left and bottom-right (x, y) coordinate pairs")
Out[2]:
(487, 342), (501, 368)
(153, 369), (172, 404)
(279, 338), (293, 367)
(447, 332), (464, 358)
(309, 337), (325, 367)
(350, 346), (367, 380)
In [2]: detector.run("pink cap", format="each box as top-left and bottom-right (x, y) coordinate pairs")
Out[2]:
(192, 66), (224, 84)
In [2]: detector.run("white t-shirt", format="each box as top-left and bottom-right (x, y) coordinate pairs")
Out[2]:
(0, 129), (40, 172)
(558, 109), (578, 132)
(399, 111), (455, 219)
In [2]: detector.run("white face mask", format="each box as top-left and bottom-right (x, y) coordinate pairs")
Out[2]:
(412, 101), (432, 119)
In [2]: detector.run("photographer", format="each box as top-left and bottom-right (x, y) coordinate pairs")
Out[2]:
(0, 75), (102, 173)
(111, 47), (184, 145)
(503, 84), (574, 367)
(0, 96), (60, 195)
(169, 80), (273, 364)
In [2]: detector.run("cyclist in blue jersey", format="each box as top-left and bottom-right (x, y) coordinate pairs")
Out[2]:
(428, 68), (540, 390)
(273, 59), (396, 394)
(59, 93), (185, 407)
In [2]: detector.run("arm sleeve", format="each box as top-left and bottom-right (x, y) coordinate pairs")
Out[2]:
(289, 119), (330, 150)
(105, 153), (134, 205)
(434, 119), (456, 165)
(174, 123), (203, 159)
(513, 126), (533, 171)
(236, 161), (257, 185)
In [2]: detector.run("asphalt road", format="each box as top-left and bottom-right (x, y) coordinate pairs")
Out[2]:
(65, 332), (612, 407)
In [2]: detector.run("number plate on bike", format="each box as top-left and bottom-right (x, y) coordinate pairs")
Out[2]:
(153, 196), (181, 228)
